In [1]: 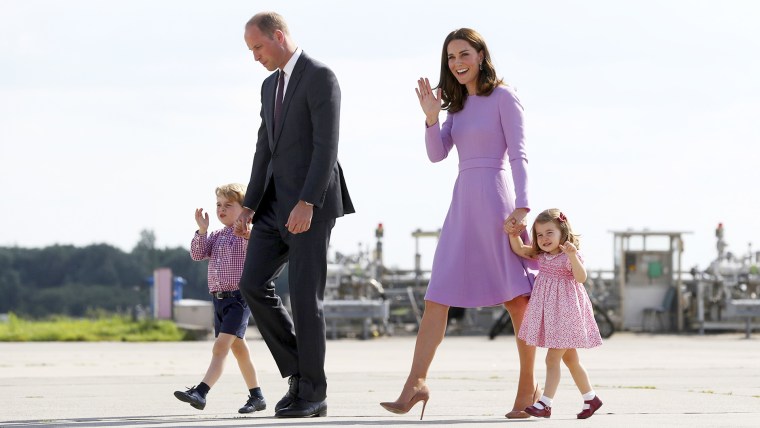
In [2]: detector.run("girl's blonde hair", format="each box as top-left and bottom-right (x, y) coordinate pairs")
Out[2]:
(530, 208), (581, 255)
(215, 183), (247, 205)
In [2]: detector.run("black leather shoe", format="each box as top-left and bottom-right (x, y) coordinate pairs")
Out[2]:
(239, 394), (266, 414)
(275, 398), (327, 418)
(174, 386), (206, 410)
(275, 375), (300, 412)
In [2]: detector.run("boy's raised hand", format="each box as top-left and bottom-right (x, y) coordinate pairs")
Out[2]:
(559, 241), (578, 255)
(194, 208), (209, 234)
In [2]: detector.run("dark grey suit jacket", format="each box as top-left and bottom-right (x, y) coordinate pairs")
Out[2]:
(243, 51), (354, 222)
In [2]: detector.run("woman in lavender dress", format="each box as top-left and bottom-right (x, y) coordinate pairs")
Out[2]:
(380, 28), (540, 419)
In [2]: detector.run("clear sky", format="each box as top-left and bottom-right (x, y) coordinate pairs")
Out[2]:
(2, 0), (758, 275)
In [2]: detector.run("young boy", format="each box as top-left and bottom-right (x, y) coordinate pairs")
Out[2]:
(174, 183), (266, 414)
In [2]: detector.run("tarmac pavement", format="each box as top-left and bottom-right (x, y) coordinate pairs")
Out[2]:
(1, 332), (759, 427)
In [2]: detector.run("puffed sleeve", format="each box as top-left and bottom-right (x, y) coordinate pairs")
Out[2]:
(565, 251), (585, 271)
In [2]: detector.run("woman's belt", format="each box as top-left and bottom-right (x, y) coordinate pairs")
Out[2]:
(458, 158), (507, 172)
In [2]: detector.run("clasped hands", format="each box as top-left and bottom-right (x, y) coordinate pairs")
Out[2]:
(232, 208), (252, 240)
(233, 201), (314, 238)
(503, 208), (529, 236)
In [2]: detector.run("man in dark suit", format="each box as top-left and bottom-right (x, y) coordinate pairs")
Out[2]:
(234, 12), (354, 418)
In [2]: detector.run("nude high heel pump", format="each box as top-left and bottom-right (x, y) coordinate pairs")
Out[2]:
(380, 386), (430, 420)
(505, 383), (541, 419)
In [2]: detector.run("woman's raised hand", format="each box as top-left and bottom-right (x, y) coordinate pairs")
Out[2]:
(415, 77), (441, 126)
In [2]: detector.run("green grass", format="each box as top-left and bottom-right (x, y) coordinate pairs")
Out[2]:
(0, 313), (189, 342)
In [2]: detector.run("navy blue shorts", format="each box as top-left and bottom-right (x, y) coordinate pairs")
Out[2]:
(211, 290), (251, 339)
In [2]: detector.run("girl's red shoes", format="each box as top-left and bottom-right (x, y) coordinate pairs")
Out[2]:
(577, 395), (603, 419)
(524, 401), (552, 418)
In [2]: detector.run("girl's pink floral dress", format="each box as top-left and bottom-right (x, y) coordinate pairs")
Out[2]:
(518, 251), (603, 349)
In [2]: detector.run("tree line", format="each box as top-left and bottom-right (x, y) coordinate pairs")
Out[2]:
(0, 230), (209, 318)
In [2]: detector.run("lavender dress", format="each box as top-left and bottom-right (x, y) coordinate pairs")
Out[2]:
(424, 85), (537, 307)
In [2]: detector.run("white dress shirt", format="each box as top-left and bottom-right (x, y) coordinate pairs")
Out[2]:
(278, 47), (302, 99)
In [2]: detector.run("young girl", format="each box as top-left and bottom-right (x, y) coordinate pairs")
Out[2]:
(506, 208), (603, 419)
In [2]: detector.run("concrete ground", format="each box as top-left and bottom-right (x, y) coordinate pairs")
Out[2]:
(1, 331), (759, 427)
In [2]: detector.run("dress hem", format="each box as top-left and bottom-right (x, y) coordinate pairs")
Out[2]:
(424, 291), (531, 309)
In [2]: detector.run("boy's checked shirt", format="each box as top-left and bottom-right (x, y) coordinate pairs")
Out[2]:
(190, 227), (247, 293)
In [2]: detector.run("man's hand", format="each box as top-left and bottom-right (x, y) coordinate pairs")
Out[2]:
(286, 200), (313, 234)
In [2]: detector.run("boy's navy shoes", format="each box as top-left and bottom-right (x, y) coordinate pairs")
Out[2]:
(239, 395), (266, 413)
(174, 386), (206, 410)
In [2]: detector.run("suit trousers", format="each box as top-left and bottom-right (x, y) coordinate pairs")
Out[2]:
(238, 193), (335, 402)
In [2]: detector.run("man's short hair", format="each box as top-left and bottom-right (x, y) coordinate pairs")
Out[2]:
(246, 12), (289, 38)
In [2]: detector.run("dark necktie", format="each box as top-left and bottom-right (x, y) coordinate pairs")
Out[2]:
(274, 70), (285, 133)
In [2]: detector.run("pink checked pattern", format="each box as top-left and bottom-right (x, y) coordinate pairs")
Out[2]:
(190, 227), (248, 293)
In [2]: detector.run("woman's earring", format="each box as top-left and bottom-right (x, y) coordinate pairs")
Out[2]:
(479, 62), (483, 70)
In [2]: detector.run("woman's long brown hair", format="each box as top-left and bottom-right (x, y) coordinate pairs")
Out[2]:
(436, 28), (503, 113)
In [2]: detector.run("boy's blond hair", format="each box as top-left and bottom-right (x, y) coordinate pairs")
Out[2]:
(215, 183), (247, 205)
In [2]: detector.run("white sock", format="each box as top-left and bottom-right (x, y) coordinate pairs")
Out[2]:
(582, 390), (596, 409)
(534, 395), (553, 409)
